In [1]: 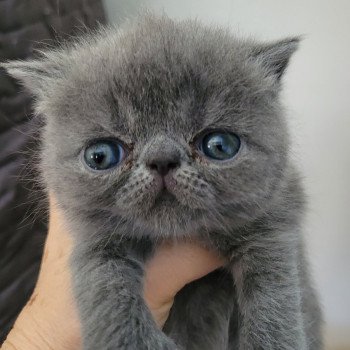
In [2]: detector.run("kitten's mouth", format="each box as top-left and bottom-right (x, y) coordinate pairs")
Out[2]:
(153, 188), (177, 206)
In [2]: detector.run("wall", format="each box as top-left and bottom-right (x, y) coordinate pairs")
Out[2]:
(103, 1), (350, 348)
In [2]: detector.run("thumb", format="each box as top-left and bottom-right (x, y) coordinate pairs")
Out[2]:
(143, 241), (224, 327)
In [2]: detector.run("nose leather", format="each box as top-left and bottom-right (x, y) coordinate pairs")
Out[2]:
(147, 157), (180, 176)
(144, 136), (182, 176)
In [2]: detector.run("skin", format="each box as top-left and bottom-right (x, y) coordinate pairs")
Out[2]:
(1, 196), (223, 350)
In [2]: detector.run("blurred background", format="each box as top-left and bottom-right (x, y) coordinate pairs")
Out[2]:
(103, 1), (350, 348)
(0, 0), (348, 348)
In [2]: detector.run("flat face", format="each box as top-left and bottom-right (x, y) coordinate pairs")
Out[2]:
(19, 16), (292, 238)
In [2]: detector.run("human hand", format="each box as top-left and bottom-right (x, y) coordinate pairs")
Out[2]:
(143, 241), (225, 328)
(1, 195), (224, 349)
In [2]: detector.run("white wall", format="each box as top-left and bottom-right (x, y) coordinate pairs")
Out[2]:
(104, 1), (350, 348)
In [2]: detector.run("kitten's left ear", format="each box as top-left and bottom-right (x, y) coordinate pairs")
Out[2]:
(1, 58), (62, 98)
(251, 37), (301, 82)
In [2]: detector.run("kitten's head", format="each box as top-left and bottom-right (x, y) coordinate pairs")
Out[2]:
(3, 15), (299, 238)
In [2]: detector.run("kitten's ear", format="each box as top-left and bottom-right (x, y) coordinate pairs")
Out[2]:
(1, 58), (62, 97)
(251, 37), (301, 82)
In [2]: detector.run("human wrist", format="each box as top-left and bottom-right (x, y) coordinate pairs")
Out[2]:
(2, 306), (52, 350)
(2, 302), (79, 350)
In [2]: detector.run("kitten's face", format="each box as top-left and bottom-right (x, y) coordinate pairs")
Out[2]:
(4, 16), (298, 238)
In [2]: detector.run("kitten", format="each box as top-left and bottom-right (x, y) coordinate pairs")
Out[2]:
(3, 14), (323, 350)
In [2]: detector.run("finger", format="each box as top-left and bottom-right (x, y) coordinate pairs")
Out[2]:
(144, 241), (225, 309)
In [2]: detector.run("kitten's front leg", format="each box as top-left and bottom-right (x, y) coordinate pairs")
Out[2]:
(71, 243), (178, 350)
(232, 232), (307, 350)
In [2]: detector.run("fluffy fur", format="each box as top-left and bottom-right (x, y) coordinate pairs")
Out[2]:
(3, 14), (323, 349)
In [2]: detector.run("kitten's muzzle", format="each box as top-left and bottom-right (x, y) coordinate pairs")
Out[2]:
(143, 134), (184, 193)
(145, 138), (182, 176)
(147, 157), (180, 192)
(141, 135), (181, 177)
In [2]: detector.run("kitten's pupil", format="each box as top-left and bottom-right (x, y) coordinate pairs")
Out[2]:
(92, 152), (105, 164)
(213, 143), (224, 152)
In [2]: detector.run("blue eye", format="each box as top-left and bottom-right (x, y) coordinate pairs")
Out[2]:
(200, 132), (240, 161)
(84, 140), (125, 170)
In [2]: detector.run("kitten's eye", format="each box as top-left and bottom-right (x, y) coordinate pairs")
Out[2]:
(84, 140), (125, 170)
(199, 132), (240, 161)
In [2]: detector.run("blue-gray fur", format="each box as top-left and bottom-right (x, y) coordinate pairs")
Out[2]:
(2, 14), (323, 350)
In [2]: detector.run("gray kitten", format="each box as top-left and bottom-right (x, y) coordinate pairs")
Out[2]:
(3, 14), (323, 350)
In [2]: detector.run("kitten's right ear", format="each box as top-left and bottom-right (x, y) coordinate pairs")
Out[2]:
(1, 58), (62, 98)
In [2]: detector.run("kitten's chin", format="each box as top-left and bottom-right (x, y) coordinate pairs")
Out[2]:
(139, 199), (205, 238)
(152, 189), (177, 208)
(142, 216), (202, 238)
(114, 189), (210, 237)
